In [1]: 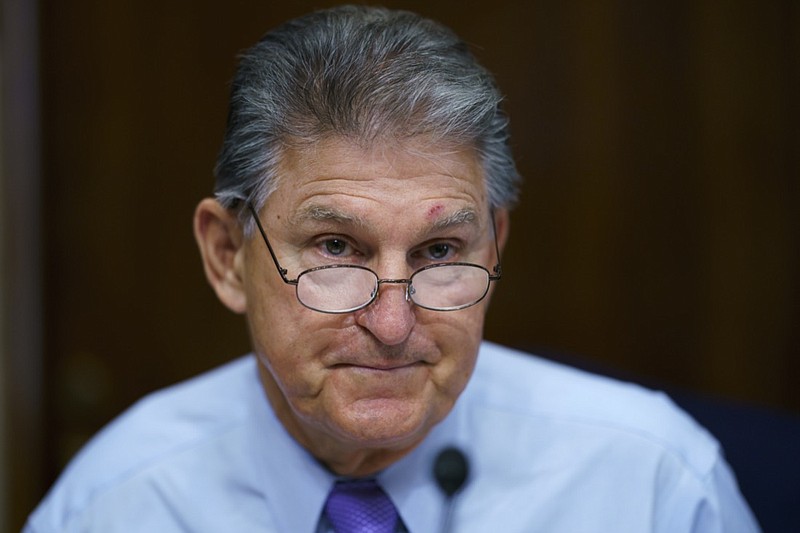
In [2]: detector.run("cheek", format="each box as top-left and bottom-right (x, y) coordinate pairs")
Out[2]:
(247, 290), (356, 400)
(432, 302), (487, 345)
(423, 306), (486, 388)
(245, 284), (315, 381)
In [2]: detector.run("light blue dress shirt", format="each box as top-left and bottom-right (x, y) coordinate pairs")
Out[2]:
(25, 342), (760, 532)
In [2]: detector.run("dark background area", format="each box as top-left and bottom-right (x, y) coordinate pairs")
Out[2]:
(2, 1), (798, 530)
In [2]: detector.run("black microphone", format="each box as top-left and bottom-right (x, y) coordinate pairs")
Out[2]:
(433, 446), (469, 533)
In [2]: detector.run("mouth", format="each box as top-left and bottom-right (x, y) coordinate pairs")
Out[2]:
(324, 341), (440, 373)
(332, 361), (426, 372)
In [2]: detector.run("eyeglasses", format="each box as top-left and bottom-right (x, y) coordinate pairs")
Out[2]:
(247, 203), (502, 314)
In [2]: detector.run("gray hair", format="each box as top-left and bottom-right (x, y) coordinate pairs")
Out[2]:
(214, 5), (520, 229)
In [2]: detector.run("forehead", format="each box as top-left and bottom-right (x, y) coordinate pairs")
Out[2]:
(268, 136), (488, 224)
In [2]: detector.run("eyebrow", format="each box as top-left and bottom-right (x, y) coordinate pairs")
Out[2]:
(431, 207), (478, 231)
(290, 204), (479, 232)
(290, 205), (368, 228)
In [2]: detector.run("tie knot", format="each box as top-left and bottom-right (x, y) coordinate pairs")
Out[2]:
(324, 479), (399, 533)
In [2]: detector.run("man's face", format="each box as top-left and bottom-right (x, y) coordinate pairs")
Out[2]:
(236, 137), (506, 474)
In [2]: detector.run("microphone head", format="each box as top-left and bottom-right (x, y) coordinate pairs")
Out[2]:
(433, 446), (469, 497)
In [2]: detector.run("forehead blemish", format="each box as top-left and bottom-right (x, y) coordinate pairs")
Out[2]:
(427, 204), (445, 220)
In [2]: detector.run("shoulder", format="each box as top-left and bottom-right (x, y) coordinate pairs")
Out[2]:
(456, 343), (760, 531)
(27, 356), (261, 532)
(470, 342), (719, 478)
(67, 355), (258, 469)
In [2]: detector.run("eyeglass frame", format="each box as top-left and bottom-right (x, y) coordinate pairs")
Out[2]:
(246, 202), (503, 314)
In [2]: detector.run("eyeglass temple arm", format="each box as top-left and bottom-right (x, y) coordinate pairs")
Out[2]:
(489, 209), (502, 280)
(247, 202), (297, 285)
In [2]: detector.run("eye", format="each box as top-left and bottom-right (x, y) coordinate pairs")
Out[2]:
(427, 243), (453, 261)
(324, 239), (348, 256)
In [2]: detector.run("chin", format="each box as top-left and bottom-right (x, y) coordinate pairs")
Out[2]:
(333, 396), (443, 448)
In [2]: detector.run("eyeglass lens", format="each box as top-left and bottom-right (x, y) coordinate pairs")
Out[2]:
(297, 266), (378, 313)
(410, 264), (490, 310)
(295, 263), (491, 313)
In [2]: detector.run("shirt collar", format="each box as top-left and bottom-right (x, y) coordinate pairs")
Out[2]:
(243, 358), (336, 533)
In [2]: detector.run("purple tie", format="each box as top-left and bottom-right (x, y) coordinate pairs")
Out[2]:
(324, 479), (399, 533)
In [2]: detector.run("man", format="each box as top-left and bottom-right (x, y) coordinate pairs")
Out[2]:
(27, 5), (759, 532)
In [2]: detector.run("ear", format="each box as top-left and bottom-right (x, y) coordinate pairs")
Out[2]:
(193, 198), (247, 314)
(493, 208), (511, 254)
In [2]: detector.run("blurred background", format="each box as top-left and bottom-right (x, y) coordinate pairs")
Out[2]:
(2, 0), (797, 530)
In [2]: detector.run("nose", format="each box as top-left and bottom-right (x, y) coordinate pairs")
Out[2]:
(355, 280), (416, 346)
